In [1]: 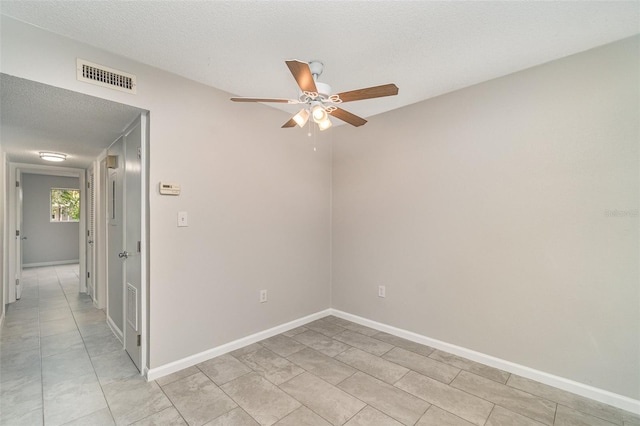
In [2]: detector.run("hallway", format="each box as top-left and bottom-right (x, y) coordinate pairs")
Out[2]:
(0, 264), (141, 425)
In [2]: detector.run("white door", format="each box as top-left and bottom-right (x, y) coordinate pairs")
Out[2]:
(107, 137), (125, 336)
(123, 119), (142, 370)
(86, 166), (96, 300)
(15, 170), (23, 299)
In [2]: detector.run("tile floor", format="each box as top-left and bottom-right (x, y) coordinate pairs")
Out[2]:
(1, 265), (639, 426)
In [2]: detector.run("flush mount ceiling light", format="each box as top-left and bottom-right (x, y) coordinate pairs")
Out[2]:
(39, 152), (67, 162)
(231, 60), (398, 131)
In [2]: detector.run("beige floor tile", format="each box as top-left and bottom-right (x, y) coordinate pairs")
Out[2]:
(63, 408), (116, 426)
(260, 334), (306, 357)
(92, 349), (141, 386)
(0, 374), (42, 423)
(341, 322), (379, 337)
(43, 373), (108, 426)
(507, 375), (623, 425)
(416, 406), (476, 426)
(305, 319), (346, 337)
(321, 316), (352, 327)
(292, 330), (352, 357)
(344, 406), (404, 426)
(102, 377), (173, 425)
(230, 342), (263, 358)
(371, 332), (435, 357)
(237, 347), (305, 385)
(287, 347), (356, 385)
(198, 353), (252, 385)
(130, 406), (187, 426)
(42, 348), (94, 387)
(555, 404), (619, 426)
(333, 330), (394, 356)
(451, 371), (556, 425)
(622, 410), (640, 426)
(221, 373), (300, 426)
(0, 407), (43, 426)
(40, 329), (84, 358)
(205, 407), (259, 426)
(383, 347), (460, 384)
(338, 372), (429, 426)
(156, 366), (201, 387)
(0, 333), (39, 356)
(396, 371), (493, 426)
(336, 347), (409, 384)
(282, 326), (308, 337)
(163, 372), (237, 426)
(429, 350), (510, 384)
(280, 372), (365, 426)
(485, 405), (546, 426)
(83, 328), (124, 357)
(275, 406), (332, 425)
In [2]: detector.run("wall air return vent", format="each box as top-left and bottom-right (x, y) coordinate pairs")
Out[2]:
(77, 59), (137, 94)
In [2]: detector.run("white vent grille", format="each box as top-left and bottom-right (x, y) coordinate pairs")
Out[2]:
(127, 283), (138, 331)
(77, 59), (136, 94)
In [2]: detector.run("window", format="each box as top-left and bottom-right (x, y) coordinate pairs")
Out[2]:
(50, 188), (80, 222)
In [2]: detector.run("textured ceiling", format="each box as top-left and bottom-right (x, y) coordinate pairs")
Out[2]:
(0, 1), (638, 167)
(0, 74), (144, 168)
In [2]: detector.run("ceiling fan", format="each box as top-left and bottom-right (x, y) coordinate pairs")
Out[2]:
(231, 60), (399, 130)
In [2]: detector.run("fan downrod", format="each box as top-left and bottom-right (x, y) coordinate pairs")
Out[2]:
(309, 61), (324, 79)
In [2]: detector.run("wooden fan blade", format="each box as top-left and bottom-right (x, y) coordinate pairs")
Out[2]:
(329, 107), (367, 127)
(230, 97), (292, 103)
(336, 83), (399, 103)
(281, 117), (297, 128)
(285, 60), (318, 93)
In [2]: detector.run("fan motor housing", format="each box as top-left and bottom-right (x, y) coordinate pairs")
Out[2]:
(315, 82), (332, 98)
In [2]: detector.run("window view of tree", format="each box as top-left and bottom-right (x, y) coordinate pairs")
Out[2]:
(51, 188), (80, 222)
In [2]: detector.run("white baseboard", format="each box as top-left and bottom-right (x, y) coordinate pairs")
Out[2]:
(107, 315), (124, 344)
(23, 259), (80, 268)
(146, 309), (331, 382)
(330, 309), (640, 415)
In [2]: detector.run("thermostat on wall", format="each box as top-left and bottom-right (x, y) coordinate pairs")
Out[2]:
(159, 182), (180, 195)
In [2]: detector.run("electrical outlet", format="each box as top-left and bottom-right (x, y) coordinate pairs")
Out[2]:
(378, 285), (386, 298)
(260, 289), (268, 303)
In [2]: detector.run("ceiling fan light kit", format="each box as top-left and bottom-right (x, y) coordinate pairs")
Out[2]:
(293, 108), (310, 127)
(231, 60), (398, 131)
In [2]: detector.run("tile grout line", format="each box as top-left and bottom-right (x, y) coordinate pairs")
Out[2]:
(152, 383), (188, 426)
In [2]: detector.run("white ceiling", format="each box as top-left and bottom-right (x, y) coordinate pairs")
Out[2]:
(1, 1), (638, 167)
(0, 74), (144, 168)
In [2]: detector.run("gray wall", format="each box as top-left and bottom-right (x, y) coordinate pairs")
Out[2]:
(1, 16), (331, 369)
(22, 174), (80, 265)
(332, 36), (639, 399)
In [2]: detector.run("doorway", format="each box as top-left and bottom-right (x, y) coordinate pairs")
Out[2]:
(1, 75), (149, 374)
(106, 115), (145, 371)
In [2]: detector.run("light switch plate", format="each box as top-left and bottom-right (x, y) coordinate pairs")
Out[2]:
(177, 211), (188, 227)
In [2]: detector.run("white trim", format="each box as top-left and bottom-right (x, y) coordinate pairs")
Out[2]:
(330, 309), (640, 415)
(23, 260), (80, 268)
(1, 151), (7, 318)
(7, 162), (88, 303)
(107, 315), (124, 344)
(140, 111), (149, 375)
(146, 309), (331, 382)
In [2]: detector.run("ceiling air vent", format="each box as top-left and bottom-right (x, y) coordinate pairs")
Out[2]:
(76, 59), (137, 94)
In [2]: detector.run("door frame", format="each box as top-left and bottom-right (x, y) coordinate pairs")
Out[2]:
(102, 111), (149, 374)
(6, 162), (87, 304)
(86, 163), (96, 300)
